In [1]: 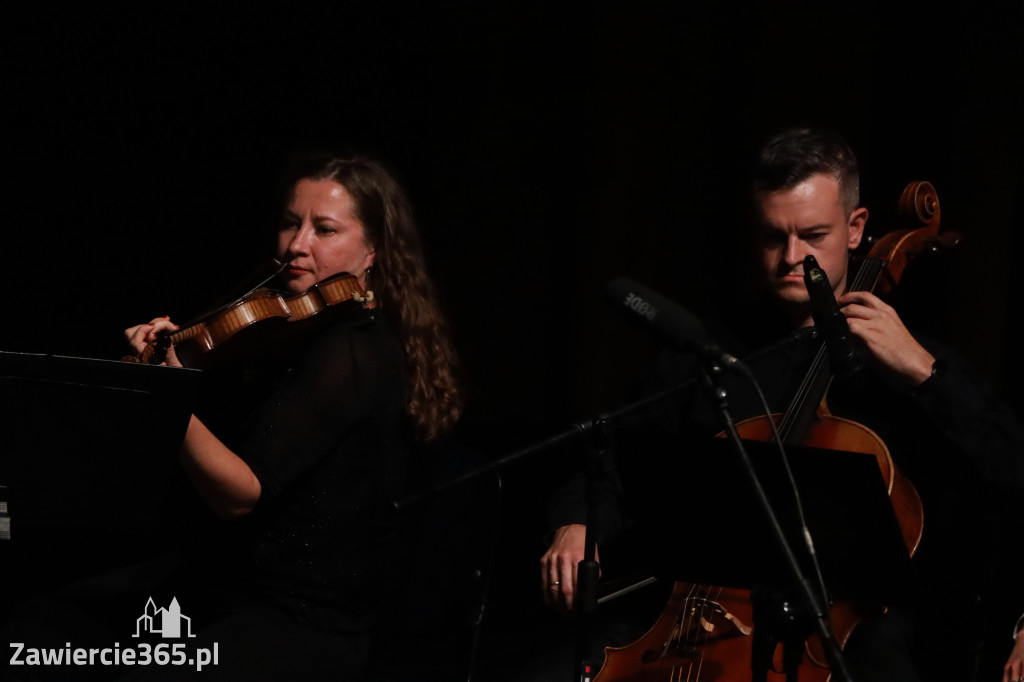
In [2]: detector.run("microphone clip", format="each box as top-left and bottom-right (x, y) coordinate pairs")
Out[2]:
(803, 256), (864, 379)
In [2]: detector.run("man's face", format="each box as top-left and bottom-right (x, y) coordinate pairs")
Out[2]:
(755, 173), (866, 322)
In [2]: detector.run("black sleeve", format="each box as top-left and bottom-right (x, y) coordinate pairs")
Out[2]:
(544, 348), (701, 544)
(911, 344), (1024, 519)
(235, 318), (394, 501)
(545, 468), (624, 546)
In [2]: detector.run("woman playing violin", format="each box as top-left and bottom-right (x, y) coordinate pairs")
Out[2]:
(121, 153), (461, 679)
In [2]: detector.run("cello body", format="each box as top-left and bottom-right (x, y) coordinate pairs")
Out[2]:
(596, 582), (756, 682)
(596, 414), (923, 682)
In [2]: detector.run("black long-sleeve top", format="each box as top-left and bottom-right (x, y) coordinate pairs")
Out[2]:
(192, 309), (409, 635)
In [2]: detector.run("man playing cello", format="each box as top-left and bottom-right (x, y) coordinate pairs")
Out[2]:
(539, 128), (1024, 681)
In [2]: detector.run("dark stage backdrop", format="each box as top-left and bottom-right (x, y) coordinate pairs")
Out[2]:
(5, 2), (1022, 678)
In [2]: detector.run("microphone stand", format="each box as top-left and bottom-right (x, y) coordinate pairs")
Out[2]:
(575, 416), (614, 682)
(696, 354), (854, 682)
(396, 328), (815, 511)
(393, 327), (837, 682)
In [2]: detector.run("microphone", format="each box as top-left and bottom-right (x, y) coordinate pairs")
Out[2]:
(606, 278), (745, 371)
(803, 255), (863, 378)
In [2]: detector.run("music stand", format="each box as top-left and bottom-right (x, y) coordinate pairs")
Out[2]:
(629, 437), (914, 601)
(0, 351), (201, 599)
(618, 433), (915, 680)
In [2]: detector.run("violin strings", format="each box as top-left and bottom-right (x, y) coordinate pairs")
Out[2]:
(240, 258), (289, 298)
(181, 260), (290, 328)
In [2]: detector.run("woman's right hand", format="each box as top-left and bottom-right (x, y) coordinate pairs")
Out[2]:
(124, 316), (182, 366)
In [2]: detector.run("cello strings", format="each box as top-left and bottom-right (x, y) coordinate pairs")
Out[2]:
(676, 582), (699, 654)
(744, 347), (834, 640)
(703, 585), (726, 677)
(663, 256), (889, 680)
(693, 584), (723, 681)
(765, 255), (888, 645)
(658, 583), (694, 680)
(777, 343), (831, 442)
(778, 253), (883, 443)
(682, 583), (715, 681)
(678, 582), (701, 681)
(782, 254), (882, 439)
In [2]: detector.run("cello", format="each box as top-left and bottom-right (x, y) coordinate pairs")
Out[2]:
(595, 181), (955, 681)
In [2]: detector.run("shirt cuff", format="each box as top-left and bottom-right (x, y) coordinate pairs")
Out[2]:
(910, 357), (947, 396)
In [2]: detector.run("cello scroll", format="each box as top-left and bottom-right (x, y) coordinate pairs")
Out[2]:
(865, 181), (959, 295)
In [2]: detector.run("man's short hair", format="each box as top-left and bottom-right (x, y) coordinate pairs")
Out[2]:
(753, 128), (860, 215)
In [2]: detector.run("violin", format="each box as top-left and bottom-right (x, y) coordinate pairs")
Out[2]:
(125, 270), (376, 368)
(595, 181), (956, 681)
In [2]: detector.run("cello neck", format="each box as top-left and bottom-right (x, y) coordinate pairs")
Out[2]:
(775, 253), (884, 444)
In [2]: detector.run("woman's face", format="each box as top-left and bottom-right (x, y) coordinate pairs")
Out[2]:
(277, 179), (376, 295)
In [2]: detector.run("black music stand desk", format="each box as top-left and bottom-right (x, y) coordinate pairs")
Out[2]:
(625, 436), (916, 605)
(0, 351), (201, 599)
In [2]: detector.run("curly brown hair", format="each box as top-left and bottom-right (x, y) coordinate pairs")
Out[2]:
(281, 153), (461, 440)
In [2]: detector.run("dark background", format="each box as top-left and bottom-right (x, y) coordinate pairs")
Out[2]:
(5, 2), (1022, 678)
